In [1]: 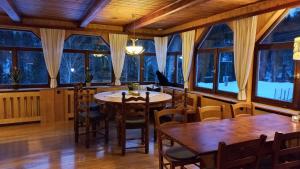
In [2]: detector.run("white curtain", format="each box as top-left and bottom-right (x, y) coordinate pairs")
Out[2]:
(181, 30), (195, 89)
(109, 33), (128, 85)
(40, 28), (65, 88)
(233, 16), (258, 100)
(154, 36), (168, 74)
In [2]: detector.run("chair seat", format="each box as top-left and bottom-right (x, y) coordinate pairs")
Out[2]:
(165, 146), (198, 161)
(125, 118), (145, 124)
(79, 111), (105, 121)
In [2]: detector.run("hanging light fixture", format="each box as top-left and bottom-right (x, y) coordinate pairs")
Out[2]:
(93, 53), (105, 58)
(293, 37), (300, 60)
(126, 14), (144, 55)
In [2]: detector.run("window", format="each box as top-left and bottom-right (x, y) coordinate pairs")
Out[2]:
(166, 34), (183, 86)
(195, 24), (236, 95)
(0, 29), (48, 88)
(60, 35), (111, 85)
(253, 8), (300, 109)
(121, 39), (158, 83)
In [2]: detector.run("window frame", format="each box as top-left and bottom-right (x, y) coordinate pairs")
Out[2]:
(252, 42), (300, 109)
(193, 24), (236, 98)
(0, 46), (50, 89)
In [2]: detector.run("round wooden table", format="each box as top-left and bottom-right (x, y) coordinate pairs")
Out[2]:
(94, 90), (172, 106)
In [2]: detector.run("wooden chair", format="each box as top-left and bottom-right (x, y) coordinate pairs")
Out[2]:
(155, 109), (204, 169)
(272, 132), (300, 169)
(231, 102), (255, 118)
(119, 92), (150, 155)
(217, 135), (267, 169)
(74, 85), (109, 148)
(199, 105), (225, 122)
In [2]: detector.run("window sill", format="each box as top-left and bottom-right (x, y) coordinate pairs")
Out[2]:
(0, 88), (48, 93)
(253, 102), (300, 116)
(191, 91), (238, 104)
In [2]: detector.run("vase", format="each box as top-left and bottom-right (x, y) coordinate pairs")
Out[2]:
(86, 82), (91, 87)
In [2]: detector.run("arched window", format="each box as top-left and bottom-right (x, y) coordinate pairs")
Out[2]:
(0, 29), (48, 87)
(166, 34), (183, 85)
(121, 39), (158, 83)
(254, 8), (300, 108)
(60, 35), (111, 85)
(194, 24), (236, 95)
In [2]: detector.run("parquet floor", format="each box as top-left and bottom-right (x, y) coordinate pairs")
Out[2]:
(0, 121), (201, 169)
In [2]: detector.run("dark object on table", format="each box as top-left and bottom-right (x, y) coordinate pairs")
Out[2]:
(156, 71), (172, 86)
(146, 87), (161, 92)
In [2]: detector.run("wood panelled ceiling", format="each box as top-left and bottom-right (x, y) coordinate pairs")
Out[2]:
(93, 0), (175, 25)
(146, 0), (263, 29)
(0, 0), (299, 35)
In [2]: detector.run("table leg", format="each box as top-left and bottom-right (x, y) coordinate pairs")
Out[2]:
(158, 130), (163, 169)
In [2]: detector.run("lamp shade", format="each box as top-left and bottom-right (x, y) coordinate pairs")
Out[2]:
(293, 37), (300, 60)
(126, 39), (144, 55)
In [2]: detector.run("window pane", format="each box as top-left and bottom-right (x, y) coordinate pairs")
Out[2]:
(262, 8), (300, 44)
(177, 56), (184, 85)
(168, 34), (182, 52)
(165, 55), (175, 83)
(89, 54), (112, 83)
(121, 55), (140, 82)
(0, 29), (41, 48)
(196, 52), (214, 89)
(0, 50), (12, 84)
(135, 40), (155, 53)
(200, 24), (233, 48)
(18, 51), (48, 84)
(144, 55), (158, 82)
(218, 51), (238, 93)
(257, 49), (294, 102)
(64, 35), (109, 51)
(60, 53), (85, 84)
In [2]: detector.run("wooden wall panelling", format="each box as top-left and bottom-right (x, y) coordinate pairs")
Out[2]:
(40, 89), (55, 124)
(0, 91), (41, 125)
(54, 89), (66, 122)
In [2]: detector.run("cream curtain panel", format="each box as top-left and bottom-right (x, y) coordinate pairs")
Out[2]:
(154, 36), (168, 74)
(109, 33), (128, 85)
(181, 30), (195, 89)
(40, 28), (65, 88)
(233, 16), (258, 100)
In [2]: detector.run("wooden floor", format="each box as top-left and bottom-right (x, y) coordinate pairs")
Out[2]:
(0, 121), (200, 169)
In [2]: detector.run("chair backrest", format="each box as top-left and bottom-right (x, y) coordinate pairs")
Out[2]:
(74, 84), (95, 119)
(155, 109), (187, 128)
(121, 92), (150, 122)
(199, 105), (225, 122)
(217, 135), (267, 169)
(231, 102), (254, 118)
(272, 132), (300, 169)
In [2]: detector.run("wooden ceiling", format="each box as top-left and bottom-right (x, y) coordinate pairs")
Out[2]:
(0, 0), (299, 35)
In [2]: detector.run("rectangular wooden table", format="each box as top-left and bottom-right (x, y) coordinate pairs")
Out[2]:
(157, 114), (300, 168)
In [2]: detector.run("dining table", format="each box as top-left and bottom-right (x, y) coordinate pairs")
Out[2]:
(157, 113), (300, 169)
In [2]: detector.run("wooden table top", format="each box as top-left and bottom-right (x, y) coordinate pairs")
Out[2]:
(158, 114), (300, 155)
(94, 90), (172, 104)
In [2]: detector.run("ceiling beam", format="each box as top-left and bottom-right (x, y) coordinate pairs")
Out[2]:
(80, 0), (111, 28)
(124, 0), (208, 32)
(0, 0), (21, 22)
(161, 0), (300, 35)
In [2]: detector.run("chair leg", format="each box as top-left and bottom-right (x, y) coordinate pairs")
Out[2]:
(141, 128), (145, 145)
(118, 121), (121, 146)
(92, 122), (97, 137)
(145, 126), (149, 154)
(121, 126), (126, 156)
(105, 118), (109, 144)
(74, 121), (79, 143)
(85, 123), (90, 148)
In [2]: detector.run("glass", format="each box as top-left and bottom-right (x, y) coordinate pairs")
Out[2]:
(60, 53), (85, 84)
(165, 55), (175, 83)
(262, 8), (300, 44)
(0, 29), (41, 48)
(0, 50), (12, 84)
(218, 51), (238, 93)
(195, 52), (214, 89)
(143, 55), (158, 82)
(168, 34), (182, 52)
(200, 24), (233, 48)
(256, 49), (294, 102)
(89, 54), (112, 83)
(177, 56), (184, 84)
(121, 55), (140, 82)
(18, 51), (48, 84)
(64, 35), (109, 51)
